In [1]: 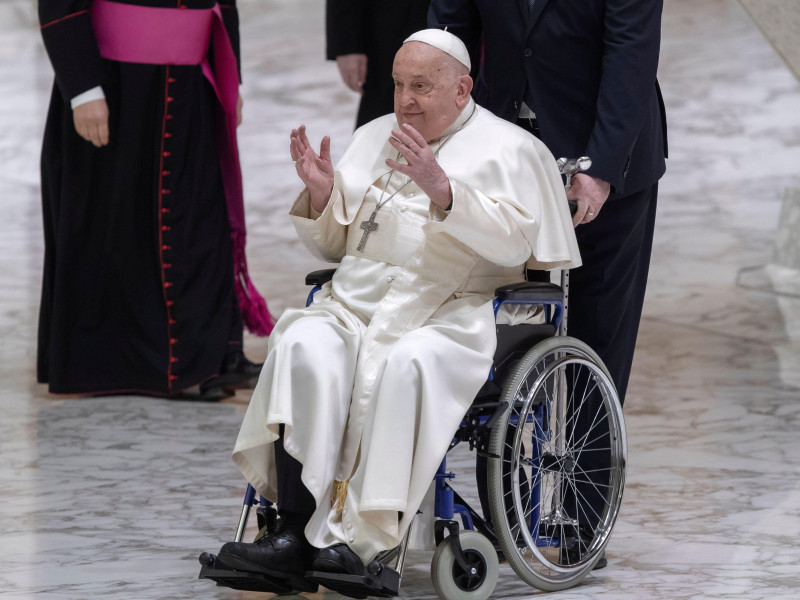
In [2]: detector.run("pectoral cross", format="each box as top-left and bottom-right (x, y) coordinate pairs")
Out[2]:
(357, 210), (380, 252)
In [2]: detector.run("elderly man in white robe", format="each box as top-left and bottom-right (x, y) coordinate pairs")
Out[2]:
(218, 29), (580, 593)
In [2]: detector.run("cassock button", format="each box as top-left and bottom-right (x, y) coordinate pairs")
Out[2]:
(400, 206), (408, 212)
(524, 48), (533, 58)
(346, 523), (353, 530)
(348, 537), (354, 543)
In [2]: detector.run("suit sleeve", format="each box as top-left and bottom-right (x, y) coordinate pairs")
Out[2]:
(584, 0), (663, 193)
(427, 0), (483, 76)
(39, 0), (104, 101)
(326, 0), (369, 60)
(219, 0), (242, 81)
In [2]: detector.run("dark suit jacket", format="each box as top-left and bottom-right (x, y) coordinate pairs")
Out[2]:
(326, 0), (429, 126)
(429, 0), (667, 196)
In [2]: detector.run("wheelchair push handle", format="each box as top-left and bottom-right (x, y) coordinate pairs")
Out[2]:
(557, 156), (592, 216)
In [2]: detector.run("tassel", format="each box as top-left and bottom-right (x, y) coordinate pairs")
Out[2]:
(232, 233), (275, 337)
(331, 479), (349, 513)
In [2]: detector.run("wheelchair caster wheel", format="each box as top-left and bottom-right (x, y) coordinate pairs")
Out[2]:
(431, 531), (498, 600)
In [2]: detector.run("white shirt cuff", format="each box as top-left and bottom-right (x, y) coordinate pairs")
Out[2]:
(71, 86), (105, 109)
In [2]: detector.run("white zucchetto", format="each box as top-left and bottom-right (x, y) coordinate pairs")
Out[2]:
(403, 29), (471, 71)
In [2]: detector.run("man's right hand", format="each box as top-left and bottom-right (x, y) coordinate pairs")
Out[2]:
(336, 54), (367, 94)
(73, 99), (109, 148)
(290, 125), (334, 213)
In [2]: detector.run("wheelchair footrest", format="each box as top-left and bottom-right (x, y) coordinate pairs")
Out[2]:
(197, 552), (297, 594)
(306, 563), (400, 599)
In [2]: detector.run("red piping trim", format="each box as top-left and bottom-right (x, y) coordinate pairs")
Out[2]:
(40, 10), (89, 30)
(157, 65), (176, 391)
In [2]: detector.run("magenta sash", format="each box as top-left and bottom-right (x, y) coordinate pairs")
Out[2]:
(91, 0), (273, 336)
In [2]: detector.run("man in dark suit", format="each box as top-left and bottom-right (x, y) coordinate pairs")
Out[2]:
(326, 0), (430, 127)
(429, 0), (667, 407)
(430, 0), (668, 567)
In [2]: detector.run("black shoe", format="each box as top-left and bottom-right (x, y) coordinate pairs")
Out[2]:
(217, 525), (318, 592)
(172, 384), (235, 402)
(593, 551), (608, 570)
(200, 351), (262, 395)
(311, 543), (367, 576)
(559, 528), (608, 571)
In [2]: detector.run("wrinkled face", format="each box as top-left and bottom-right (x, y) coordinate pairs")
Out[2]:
(392, 42), (472, 142)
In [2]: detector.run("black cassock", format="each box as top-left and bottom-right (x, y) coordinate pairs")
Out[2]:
(38, 0), (246, 395)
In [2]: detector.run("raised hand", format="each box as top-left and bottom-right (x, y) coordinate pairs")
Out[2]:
(290, 125), (334, 213)
(385, 123), (451, 209)
(73, 98), (109, 148)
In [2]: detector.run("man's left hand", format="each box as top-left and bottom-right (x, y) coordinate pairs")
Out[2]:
(568, 173), (611, 227)
(386, 124), (451, 210)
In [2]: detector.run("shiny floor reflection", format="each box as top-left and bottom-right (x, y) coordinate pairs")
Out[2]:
(1, 0), (800, 598)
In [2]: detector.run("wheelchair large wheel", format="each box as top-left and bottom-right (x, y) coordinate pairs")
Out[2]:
(431, 531), (499, 600)
(487, 336), (626, 592)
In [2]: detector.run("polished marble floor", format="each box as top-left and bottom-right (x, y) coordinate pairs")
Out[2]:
(1, 0), (800, 598)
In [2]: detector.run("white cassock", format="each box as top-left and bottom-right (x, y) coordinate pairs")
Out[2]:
(232, 98), (581, 563)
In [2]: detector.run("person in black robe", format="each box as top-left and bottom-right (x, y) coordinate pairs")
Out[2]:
(37, 0), (264, 398)
(326, 0), (430, 128)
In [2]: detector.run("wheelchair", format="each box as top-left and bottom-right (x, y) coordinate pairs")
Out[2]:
(199, 158), (627, 599)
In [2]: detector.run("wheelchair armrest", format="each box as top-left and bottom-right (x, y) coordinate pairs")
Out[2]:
(305, 269), (337, 287)
(494, 281), (564, 302)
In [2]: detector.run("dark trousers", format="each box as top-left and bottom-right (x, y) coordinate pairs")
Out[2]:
(275, 425), (316, 521)
(568, 183), (658, 404)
